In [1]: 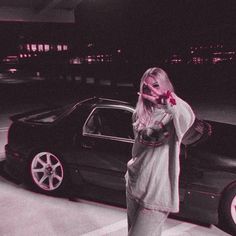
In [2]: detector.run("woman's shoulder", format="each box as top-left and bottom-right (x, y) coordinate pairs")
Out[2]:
(166, 93), (193, 114)
(172, 93), (191, 107)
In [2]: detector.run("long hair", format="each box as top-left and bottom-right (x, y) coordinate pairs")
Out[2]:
(133, 67), (175, 131)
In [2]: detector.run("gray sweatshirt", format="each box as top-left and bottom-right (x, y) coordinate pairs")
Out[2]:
(125, 94), (195, 213)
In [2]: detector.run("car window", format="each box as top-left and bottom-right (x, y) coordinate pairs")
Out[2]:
(84, 107), (134, 139)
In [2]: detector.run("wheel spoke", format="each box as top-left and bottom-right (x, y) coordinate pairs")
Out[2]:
(37, 157), (46, 167)
(39, 174), (48, 185)
(52, 162), (61, 170)
(49, 176), (54, 190)
(54, 174), (62, 182)
(231, 196), (236, 224)
(32, 167), (44, 173)
(46, 153), (52, 165)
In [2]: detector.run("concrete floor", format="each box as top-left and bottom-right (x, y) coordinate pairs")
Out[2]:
(0, 174), (230, 236)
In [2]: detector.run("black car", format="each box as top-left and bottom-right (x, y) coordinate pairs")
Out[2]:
(4, 97), (236, 234)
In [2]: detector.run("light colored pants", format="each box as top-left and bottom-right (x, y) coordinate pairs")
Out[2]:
(126, 192), (169, 236)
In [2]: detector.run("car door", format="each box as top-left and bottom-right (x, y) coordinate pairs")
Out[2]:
(74, 105), (134, 190)
(179, 144), (206, 208)
(178, 119), (212, 205)
(179, 145), (189, 205)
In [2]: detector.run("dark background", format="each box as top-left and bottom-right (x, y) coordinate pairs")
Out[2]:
(0, 0), (235, 105)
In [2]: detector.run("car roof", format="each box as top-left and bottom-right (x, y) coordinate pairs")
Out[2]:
(78, 97), (134, 108)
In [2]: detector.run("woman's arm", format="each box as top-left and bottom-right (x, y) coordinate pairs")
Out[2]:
(166, 93), (195, 141)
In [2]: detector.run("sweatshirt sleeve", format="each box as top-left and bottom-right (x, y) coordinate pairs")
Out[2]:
(165, 93), (195, 141)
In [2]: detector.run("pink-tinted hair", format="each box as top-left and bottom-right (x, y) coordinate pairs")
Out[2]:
(133, 67), (175, 131)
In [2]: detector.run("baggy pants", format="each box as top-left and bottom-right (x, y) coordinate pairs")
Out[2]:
(126, 192), (169, 236)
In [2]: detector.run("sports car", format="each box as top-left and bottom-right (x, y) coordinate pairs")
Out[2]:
(4, 97), (236, 234)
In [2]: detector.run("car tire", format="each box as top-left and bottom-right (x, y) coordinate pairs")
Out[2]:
(219, 184), (236, 235)
(27, 151), (68, 195)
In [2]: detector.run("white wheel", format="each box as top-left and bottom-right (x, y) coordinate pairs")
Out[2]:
(220, 185), (236, 235)
(30, 152), (64, 192)
(231, 195), (236, 224)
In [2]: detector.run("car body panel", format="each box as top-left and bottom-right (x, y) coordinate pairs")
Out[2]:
(72, 135), (132, 190)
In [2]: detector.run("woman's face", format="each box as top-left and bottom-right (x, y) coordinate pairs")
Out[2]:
(144, 76), (165, 95)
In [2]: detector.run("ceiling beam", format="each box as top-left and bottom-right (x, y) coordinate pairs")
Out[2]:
(0, 7), (75, 23)
(36, 0), (64, 15)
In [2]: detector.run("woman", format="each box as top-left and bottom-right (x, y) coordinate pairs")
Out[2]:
(125, 67), (195, 235)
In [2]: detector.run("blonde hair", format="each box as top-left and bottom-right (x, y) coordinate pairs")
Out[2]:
(133, 67), (174, 131)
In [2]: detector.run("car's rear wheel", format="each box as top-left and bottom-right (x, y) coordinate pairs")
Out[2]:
(29, 151), (67, 195)
(219, 185), (236, 235)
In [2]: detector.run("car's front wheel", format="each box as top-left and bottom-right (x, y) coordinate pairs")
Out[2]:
(219, 185), (236, 235)
(29, 151), (67, 195)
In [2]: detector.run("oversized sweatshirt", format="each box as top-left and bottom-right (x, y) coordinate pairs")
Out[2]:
(125, 93), (195, 213)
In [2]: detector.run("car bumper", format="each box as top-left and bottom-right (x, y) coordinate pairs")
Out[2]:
(4, 144), (28, 182)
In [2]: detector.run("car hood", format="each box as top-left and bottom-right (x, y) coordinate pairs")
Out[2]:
(188, 120), (236, 172)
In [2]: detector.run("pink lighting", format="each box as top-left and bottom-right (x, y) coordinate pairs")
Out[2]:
(57, 45), (62, 51)
(38, 44), (44, 52)
(192, 57), (203, 64)
(18, 41), (69, 56)
(8, 68), (17, 73)
(212, 57), (224, 64)
(87, 43), (94, 47)
(70, 57), (83, 64)
(44, 44), (50, 52)
(31, 44), (37, 52)
(168, 54), (183, 64)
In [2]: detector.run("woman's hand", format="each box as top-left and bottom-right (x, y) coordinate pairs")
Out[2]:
(138, 82), (176, 108)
